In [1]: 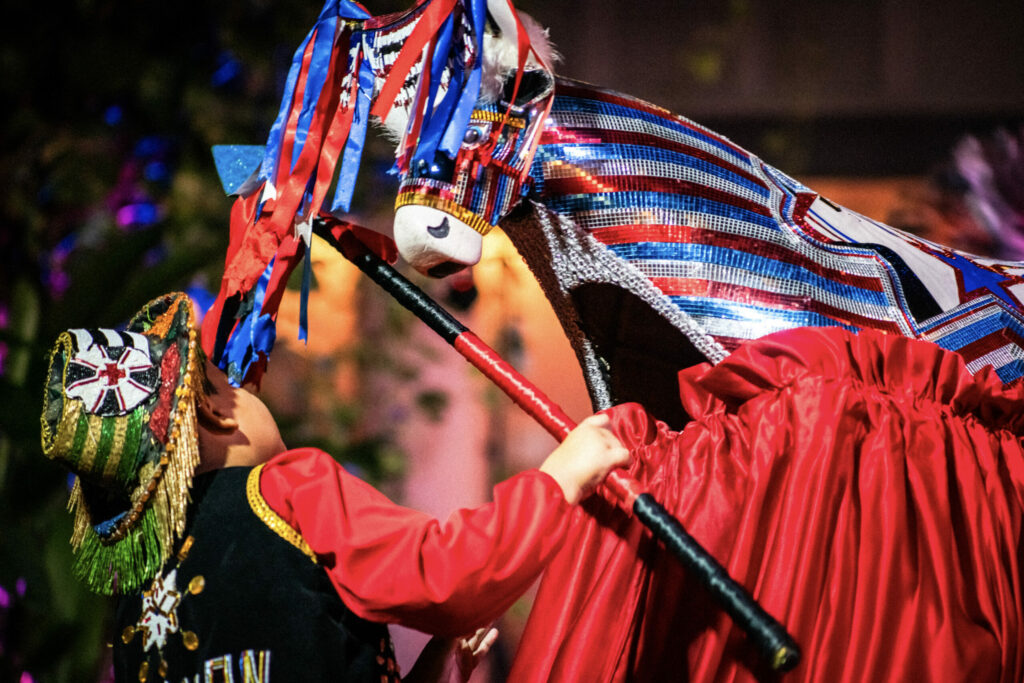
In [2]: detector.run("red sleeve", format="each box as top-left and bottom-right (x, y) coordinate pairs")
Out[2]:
(257, 447), (572, 636)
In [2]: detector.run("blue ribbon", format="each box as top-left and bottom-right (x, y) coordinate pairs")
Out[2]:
(260, 0), (371, 188)
(222, 260), (279, 385)
(440, 65), (481, 158)
(260, 33), (312, 186)
(410, 13), (455, 167)
(440, 0), (486, 158)
(289, 15), (339, 172)
(410, 0), (488, 167)
(331, 52), (375, 214)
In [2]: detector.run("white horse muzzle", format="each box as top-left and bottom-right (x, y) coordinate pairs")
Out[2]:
(394, 204), (484, 277)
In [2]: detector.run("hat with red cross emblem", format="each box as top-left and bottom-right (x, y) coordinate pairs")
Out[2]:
(40, 292), (207, 595)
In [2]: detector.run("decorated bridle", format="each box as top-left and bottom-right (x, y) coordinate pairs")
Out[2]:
(204, 0), (802, 670)
(395, 98), (549, 239)
(203, 0), (551, 382)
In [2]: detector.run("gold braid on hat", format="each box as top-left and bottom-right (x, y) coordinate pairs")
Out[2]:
(42, 293), (208, 595)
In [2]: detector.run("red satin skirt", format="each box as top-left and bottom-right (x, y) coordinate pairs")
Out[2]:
(510, 327), (1024, 682)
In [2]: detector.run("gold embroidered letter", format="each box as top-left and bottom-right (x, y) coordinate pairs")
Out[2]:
(240, 650), (271, 683)
(204, 655), (234, 683)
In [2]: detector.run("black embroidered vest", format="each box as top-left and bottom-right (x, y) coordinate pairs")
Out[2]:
(113, 467), (399, 682)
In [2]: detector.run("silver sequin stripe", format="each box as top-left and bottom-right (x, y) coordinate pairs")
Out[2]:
(630, 259), (911, 333)
(537, 154), (766, 207)
(688, 311), (810, 342)
(544, 112), (764, 194)
(920, 300), (1011, 336)
(965, 343), (1024, 375)
(562, 206), (892, 280)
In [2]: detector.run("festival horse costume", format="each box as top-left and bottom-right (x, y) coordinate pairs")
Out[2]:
(40, 292), (594, 682)
(206, 0), (1024, 680)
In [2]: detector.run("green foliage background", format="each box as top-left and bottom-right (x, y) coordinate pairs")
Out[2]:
(0, 1), (412, 679)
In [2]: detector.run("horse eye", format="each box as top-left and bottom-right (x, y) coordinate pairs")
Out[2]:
(463, 127), (482, 145)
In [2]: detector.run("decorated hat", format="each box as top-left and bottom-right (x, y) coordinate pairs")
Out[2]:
(40, 292), (206, 595)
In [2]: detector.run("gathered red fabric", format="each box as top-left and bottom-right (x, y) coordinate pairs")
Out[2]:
(511, 326), (1024, 682)
(257, 448), (570, 637)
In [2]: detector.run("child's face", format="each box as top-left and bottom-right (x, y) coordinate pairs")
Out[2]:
(203, 359), (287, 463)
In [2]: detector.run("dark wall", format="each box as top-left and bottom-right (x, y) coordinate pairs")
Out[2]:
(519, 0), (1024, 175)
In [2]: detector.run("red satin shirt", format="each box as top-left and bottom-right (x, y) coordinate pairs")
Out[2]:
(257, 448), (570, 637)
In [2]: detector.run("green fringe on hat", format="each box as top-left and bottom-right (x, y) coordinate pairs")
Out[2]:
(71, 503), (165, 595)
(42, 293), (206, 596)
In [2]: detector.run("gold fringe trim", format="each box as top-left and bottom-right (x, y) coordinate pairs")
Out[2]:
(89, 300), (206, 591)
(394, 192), (495, 236)
(41, 332), (78, 459)
(246, 465), (316, 563)
(165, 334), (203, 545)
(69, 477), (89, 550)
(470, 109), (527, 128)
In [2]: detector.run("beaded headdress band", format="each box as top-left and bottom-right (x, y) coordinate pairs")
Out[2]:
(40, 292), (206, 595)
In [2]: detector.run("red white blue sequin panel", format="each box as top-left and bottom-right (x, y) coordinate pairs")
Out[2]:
(529, 79), (1024, 383)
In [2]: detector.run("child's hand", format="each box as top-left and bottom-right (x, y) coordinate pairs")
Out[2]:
(455, 627), (499, 681)
(405, 626), (499, 683)
(539, 413), (632, 504)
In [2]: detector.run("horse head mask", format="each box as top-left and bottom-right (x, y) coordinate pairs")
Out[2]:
(209, 0), (1024, 430)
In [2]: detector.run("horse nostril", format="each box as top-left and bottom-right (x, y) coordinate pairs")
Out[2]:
(426, 261), (467, 278)
(427, 217), (451, 238)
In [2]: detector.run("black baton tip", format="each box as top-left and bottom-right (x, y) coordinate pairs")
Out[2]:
(772, 644), (801, 672)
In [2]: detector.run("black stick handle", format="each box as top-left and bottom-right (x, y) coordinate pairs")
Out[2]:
(315, 220), (801, 671)
(634, 494), (800, 670)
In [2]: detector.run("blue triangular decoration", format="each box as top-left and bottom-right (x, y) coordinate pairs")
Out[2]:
(212, 145), (266, 196)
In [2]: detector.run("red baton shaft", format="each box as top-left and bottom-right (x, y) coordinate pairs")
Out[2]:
(452, 330), (644, 508)
(316, 220), (800, 672)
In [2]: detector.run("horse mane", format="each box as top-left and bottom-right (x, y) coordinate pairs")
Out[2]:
(479, 12), (559, 102)
(377, 10), (558, 140)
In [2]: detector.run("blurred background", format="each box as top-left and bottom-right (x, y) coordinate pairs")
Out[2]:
(1, 0), (1021, 680)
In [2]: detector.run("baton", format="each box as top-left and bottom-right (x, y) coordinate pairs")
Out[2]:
(314, 220), (801, 672)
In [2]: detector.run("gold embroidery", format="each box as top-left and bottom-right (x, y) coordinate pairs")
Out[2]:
(102, 412), (130, 479)
(78, 413), (105, 472)
(182, 630), (199, 651)
(239, 650), (270, 683)
(394, 192), (495, 236)
(188, 575), (205, 595)
(40, 385), (81, 459)
(246, 465), (316, 562)
(145, 296), (183, 338)
(470, 109), (527, 128)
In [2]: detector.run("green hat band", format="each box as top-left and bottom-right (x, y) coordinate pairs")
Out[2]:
(40, 293), (205, 595)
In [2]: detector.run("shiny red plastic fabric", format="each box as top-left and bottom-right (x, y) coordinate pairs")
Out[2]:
(258, 448), (570, 638)
(511, 327), (1024, 682)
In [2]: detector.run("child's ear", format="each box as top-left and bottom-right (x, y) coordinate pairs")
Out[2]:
(197, 394), (239, 432)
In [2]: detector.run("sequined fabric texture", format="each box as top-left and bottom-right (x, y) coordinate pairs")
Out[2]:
(515, 78), (1024, 383)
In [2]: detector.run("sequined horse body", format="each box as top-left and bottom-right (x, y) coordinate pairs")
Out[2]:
(204, 4), (1024, 678)
(470, 77), (1024, 424)
(208, 0), (1024, 430)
